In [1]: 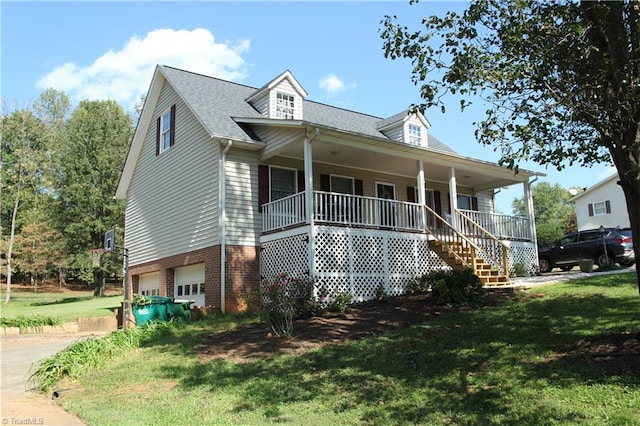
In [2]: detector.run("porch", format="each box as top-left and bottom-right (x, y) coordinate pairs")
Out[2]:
(260, 192), (538, 296)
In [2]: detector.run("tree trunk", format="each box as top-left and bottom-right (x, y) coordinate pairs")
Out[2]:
(94, 269), (105, 297)
(619, 172), (640, 296)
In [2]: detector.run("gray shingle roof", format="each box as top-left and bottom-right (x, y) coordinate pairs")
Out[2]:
(160, 65), (456, 153)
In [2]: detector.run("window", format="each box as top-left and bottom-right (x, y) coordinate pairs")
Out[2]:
(330, 175), (354, 194)
(156, 104), (175, 155)
(588, 200), (611, 216)
(275, 92), (295, 119)
(270, 167), (297, 201)
(408, 124), (423, 146)
(457, 195), (472, 210)
(593, 201), (607, 215)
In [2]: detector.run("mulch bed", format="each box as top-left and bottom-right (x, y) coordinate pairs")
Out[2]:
(193, 289), (640, 379)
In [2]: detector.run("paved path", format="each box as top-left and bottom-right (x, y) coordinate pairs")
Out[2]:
(1, 332), (105, 426)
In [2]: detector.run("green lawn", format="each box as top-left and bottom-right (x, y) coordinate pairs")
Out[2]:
(1, 286), (122, 323)
(54, 274), (639, 425)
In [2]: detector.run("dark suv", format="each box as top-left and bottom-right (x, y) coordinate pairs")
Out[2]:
(538, 227), (635, 273)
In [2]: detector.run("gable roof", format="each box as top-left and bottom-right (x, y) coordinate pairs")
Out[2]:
(116, 65), (525, 198)
(245, 69), (308, 103)
(569, 173), (619, 202)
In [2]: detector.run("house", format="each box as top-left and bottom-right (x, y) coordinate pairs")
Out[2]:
(115, 65), (543, 312)
(570, 173), (630, 230)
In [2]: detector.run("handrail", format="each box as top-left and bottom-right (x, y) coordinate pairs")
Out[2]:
(422, 203), (481, 270)
(455, 209), (510, 278)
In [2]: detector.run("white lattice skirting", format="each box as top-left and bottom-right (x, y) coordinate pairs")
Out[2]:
(261, 226), (452, 302)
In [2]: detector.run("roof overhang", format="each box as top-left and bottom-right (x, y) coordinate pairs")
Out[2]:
(234, 117), (544, 192)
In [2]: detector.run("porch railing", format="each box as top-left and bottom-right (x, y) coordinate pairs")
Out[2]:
(262, 191), (425, 232)
(458, 209), (531, 241)
(314, 191), (424, 231)
(454, 209), (509, 276)
(261, 192), (306, 231)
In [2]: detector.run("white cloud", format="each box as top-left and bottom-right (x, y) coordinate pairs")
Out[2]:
(318, 73), (356, 97)
(36, 28), (250, 110)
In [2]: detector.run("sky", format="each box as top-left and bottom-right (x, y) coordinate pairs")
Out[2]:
(1, 1), (617, 213)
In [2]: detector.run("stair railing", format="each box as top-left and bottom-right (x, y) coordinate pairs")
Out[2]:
(455, 209), (510, 278)
(423, 204), (481, 271)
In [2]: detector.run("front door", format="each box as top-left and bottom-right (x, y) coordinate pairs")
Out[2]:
(376, 182), (396, 227)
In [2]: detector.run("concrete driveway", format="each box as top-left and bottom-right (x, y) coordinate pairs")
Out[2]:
(1, 332), (103, 426)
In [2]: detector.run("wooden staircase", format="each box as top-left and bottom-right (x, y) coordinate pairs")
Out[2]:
(423, 205), (511, 286)
(428, 240), (509, 285)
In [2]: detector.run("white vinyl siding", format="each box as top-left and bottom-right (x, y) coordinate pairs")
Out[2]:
(225, 149), (261, 246)
(125, 82), (219, 265)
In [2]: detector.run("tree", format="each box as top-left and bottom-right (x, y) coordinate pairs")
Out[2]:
(512, 182), (575, 247)
(12, 221), (65, 291)
(381, 1), (640, 293)
(1, 109), (49, 302)
(51, 100), (132, 296)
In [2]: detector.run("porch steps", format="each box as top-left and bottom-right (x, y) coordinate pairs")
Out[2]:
(428, 240), (510, 286)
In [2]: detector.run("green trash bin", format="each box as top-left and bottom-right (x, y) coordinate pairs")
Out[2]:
(146, 296), (173, 321)
(171, 300), (194, 322)
(132, 303), (159, 326)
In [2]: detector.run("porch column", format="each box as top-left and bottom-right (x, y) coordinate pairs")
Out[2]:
(304, 131), (315, 278)
(417, 160), (426, 228)
(523, 180), (538, 246)
(449, 167), (458, 229)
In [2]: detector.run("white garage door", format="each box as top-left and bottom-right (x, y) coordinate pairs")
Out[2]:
(138, 272), (160, 296)
(175, 264), (205, 307)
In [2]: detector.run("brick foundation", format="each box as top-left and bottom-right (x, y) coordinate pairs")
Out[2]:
(128, 244), (259, 313)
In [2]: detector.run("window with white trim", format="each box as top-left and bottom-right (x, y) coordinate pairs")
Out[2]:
(408, 124), (423, 146)
(275, 92), (295, 119)
(270, 167), (297, 201)
(593, 201), (607, 215)
(160, 110), (172, 153)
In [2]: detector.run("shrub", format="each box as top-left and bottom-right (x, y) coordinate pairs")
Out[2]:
(374, 282), (389, 302)
(404, 274), (430, 293)
(260, 273), (316, 336)
(328, 291), (352, 312)
(426, 268), (484, 306)
(512, 262), (527, 277)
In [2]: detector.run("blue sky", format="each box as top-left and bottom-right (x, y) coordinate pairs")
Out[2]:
(2, 1), (616, 213)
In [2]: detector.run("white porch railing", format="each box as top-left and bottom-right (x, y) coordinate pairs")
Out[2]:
(262, 192), (532, 244)
(261, 192), (306, 231)
(458, 209), (532, 241)
(314, 191), (424, 231)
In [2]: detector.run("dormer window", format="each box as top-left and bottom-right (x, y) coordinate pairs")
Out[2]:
(408, 124), (423, 146)
(275, 92), (295, 119)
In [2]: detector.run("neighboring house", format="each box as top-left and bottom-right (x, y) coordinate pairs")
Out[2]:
(115, 65), (543, 312)
(570, 173), (630, 231)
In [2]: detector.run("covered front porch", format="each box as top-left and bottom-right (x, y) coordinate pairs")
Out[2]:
(251, 123), (542, 299)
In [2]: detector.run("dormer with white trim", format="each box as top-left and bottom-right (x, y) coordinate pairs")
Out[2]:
(246, 70), (308, 120)
(377, 110), (431, 148)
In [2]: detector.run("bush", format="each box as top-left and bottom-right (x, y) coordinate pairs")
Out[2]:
(512, 262), (527, 277)
(425, 268), (484, 306)
(328, 291), (352, 312)
(260, 273), (316, 336)
(404, 274), (430, 293)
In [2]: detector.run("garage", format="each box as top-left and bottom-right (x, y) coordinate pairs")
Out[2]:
(138, 272), (160, 296)
(175, 264), (206, 307)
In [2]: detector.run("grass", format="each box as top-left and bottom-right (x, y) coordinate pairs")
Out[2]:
(1, 284), (122, 323)
(49, 273), (640, 425)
